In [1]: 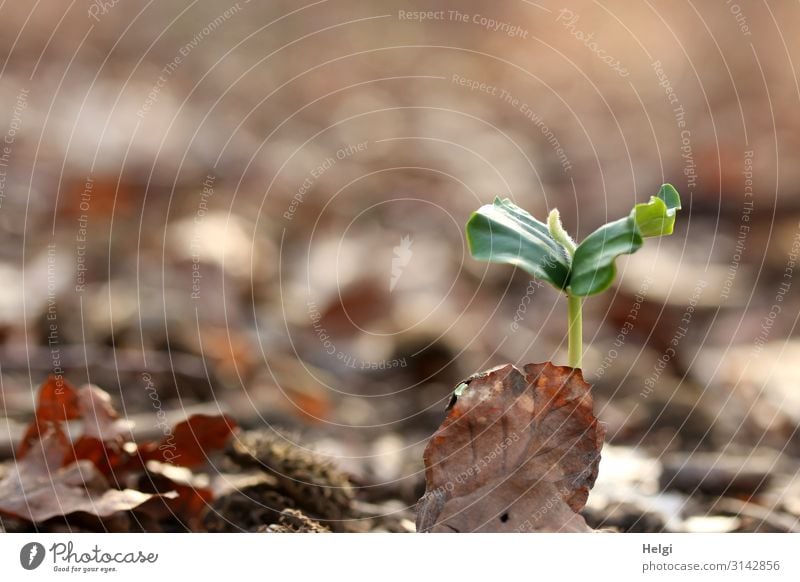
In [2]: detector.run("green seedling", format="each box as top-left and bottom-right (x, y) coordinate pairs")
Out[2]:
(465, 184), (681, 369)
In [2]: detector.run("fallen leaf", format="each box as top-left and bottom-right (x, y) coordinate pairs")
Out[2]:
(67, 385), (135, 475)
(0, 431), (167, 522)
(18, 376), (80, 456)
(198, 327), (257, 380)
(416, 362), (604, 532)
(61, 175), (136, 220)
(76, 385), (134, 442)
(141, 414), (238, 467)
(318, 279), (392, 336)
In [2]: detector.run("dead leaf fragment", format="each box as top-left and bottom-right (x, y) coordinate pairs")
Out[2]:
(416, 362), (604, 532)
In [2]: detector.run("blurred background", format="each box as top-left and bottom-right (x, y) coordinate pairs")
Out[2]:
(1, 0), (799, 532)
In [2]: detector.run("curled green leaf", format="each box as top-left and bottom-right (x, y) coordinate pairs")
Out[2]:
(466, 197), (571, 289)
(632, 183), (682, 237)
(569, 215), (643, 297)
(569, 184), (681, 296)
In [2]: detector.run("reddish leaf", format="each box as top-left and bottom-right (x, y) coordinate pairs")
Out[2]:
(65, 386), (135, 475)
(68, 436), (119, 476)
(18, 376), (80, 457)
(32, 375), (81, 422)
(141, 414), (237, 468)
(0, 431), (167, 522)
(416, 362), (604, 532)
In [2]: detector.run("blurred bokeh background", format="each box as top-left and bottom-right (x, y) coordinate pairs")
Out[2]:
(1, 0), (799, 531)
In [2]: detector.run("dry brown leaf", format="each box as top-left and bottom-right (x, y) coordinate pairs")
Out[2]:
(0, 431), (167, 522)
(416, 362), (604, 532)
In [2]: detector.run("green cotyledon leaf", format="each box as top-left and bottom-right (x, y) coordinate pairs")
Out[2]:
(466, 197), (571, 289)
(569, 184), (681, 296)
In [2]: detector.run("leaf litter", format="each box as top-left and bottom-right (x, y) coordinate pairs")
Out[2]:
(0, 376), (236, 529)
